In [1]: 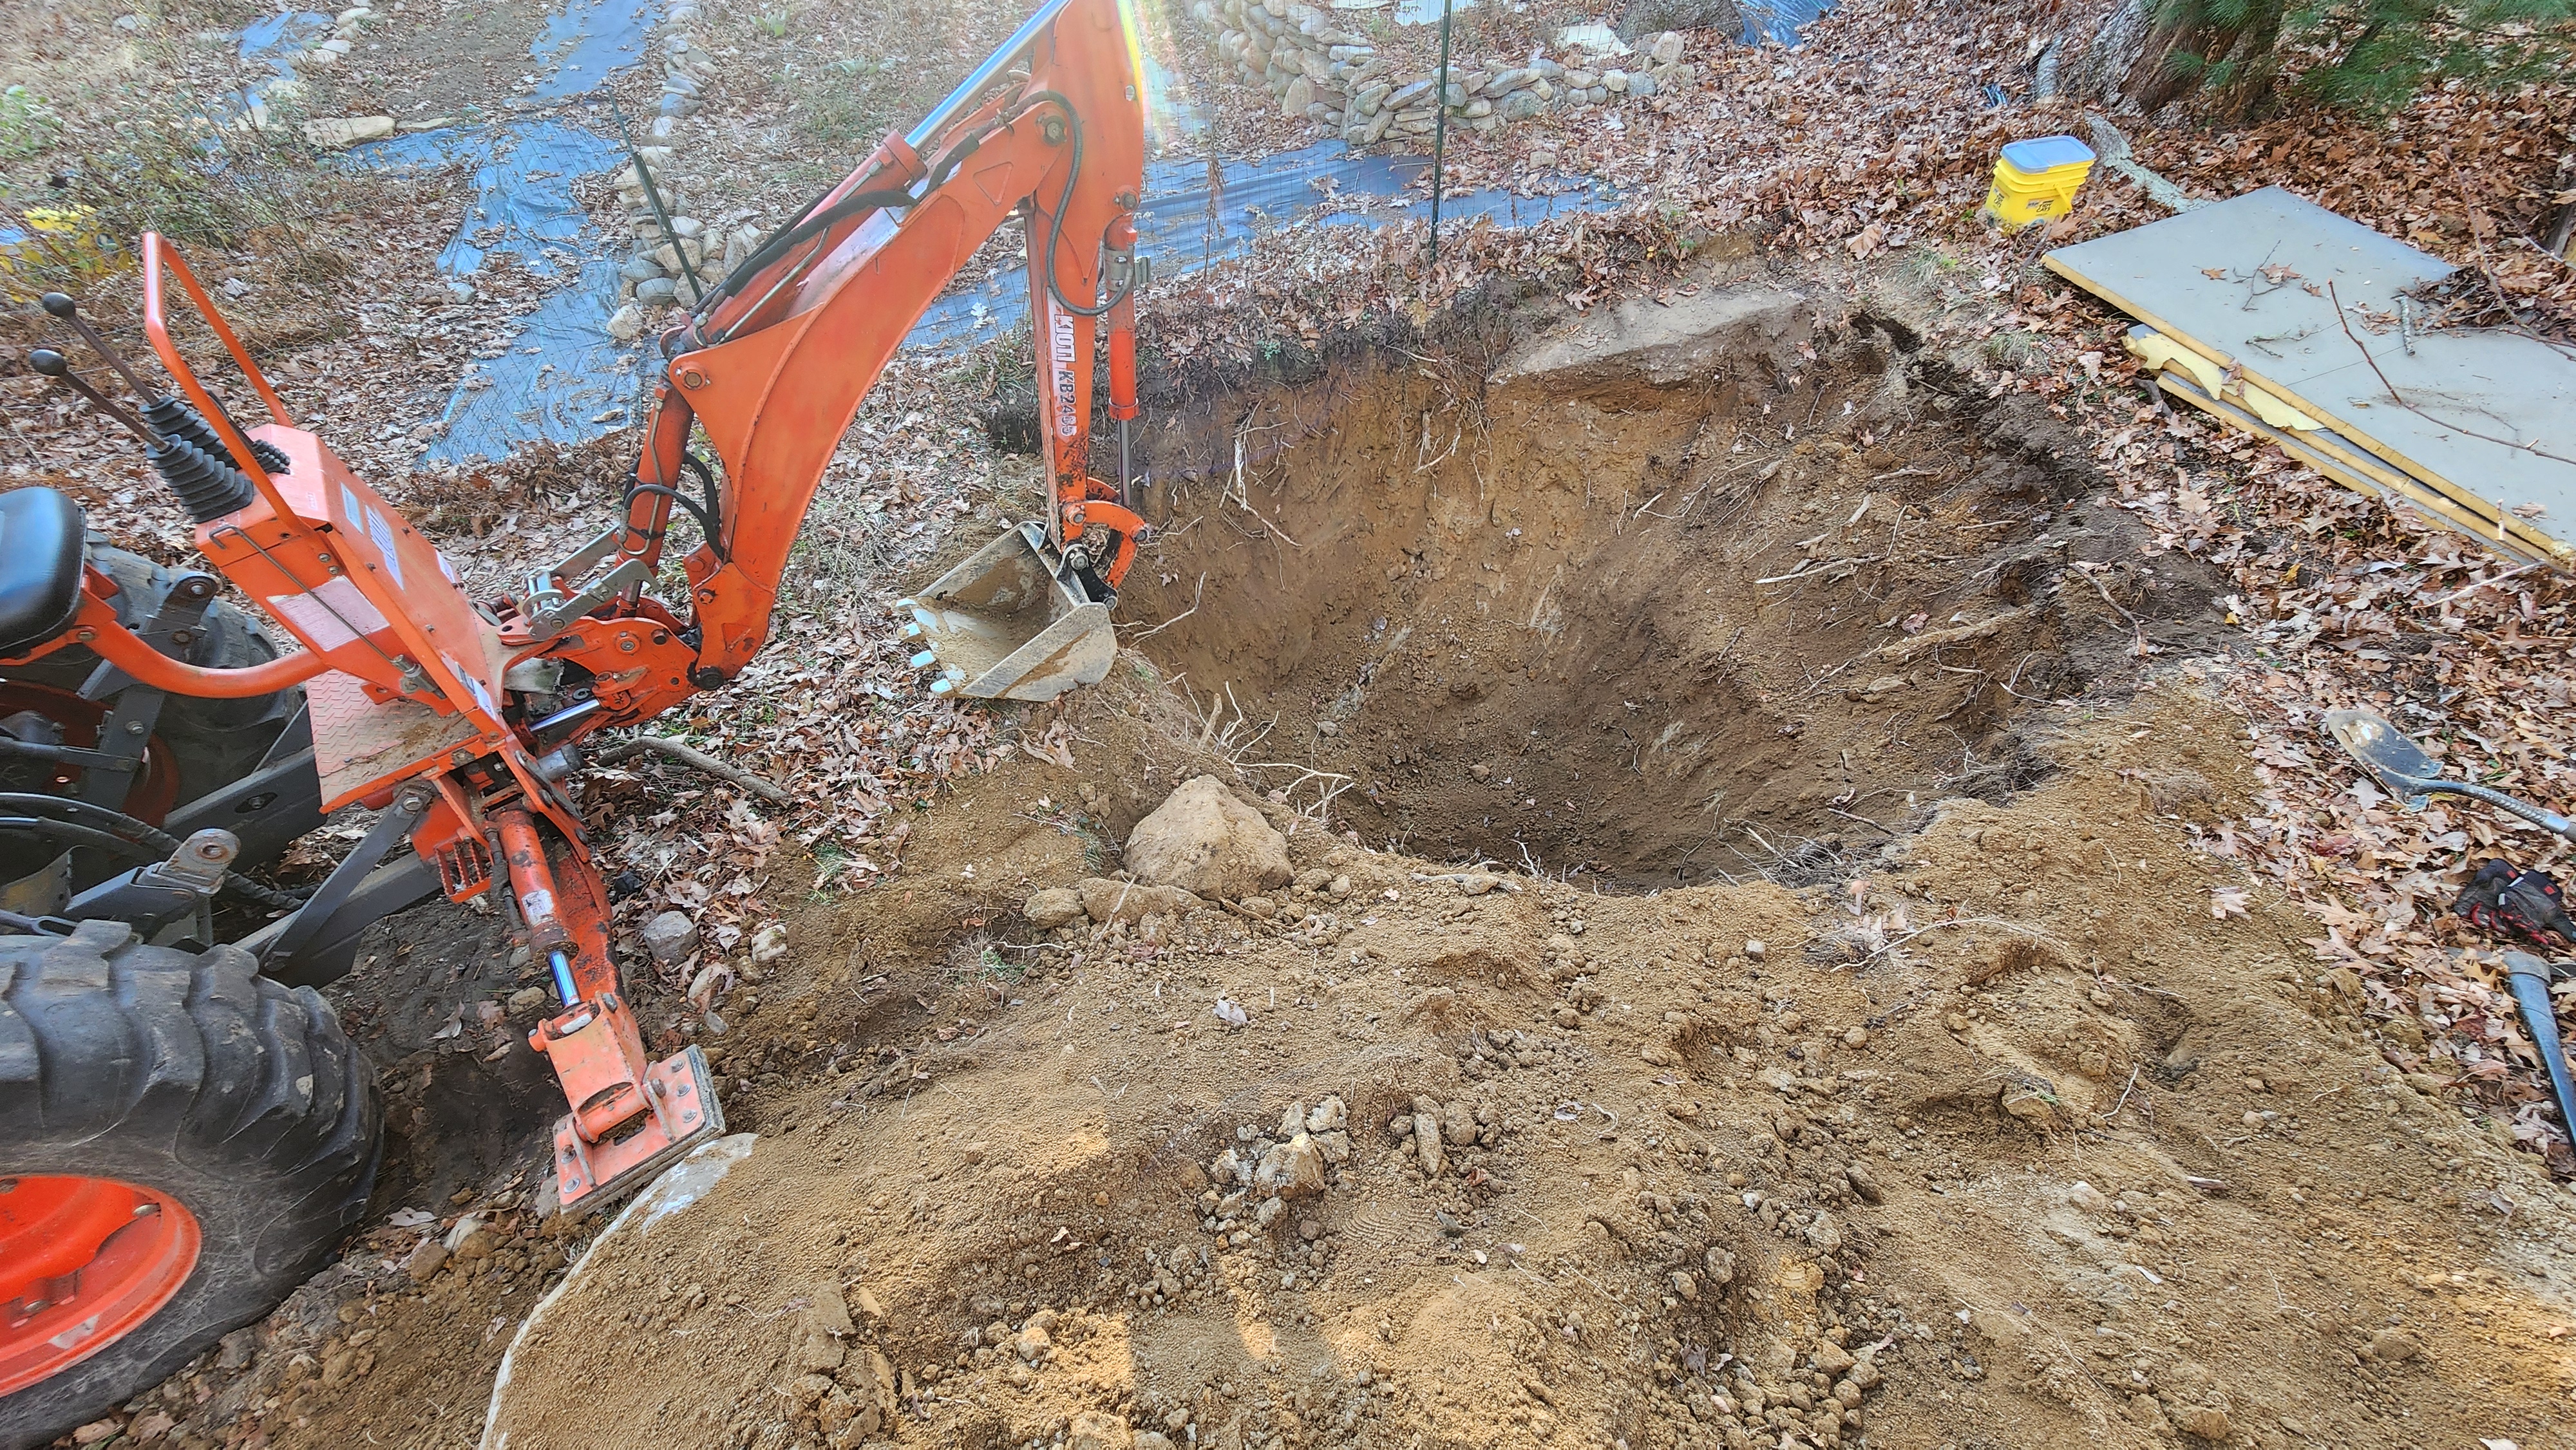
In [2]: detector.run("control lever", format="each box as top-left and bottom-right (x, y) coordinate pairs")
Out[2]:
(26, 348), (162, 444)
(41, 291), (156, 401)
(39, 289), (292, 484)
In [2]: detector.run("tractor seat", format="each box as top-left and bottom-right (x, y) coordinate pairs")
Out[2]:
(0, 487), (88, 659)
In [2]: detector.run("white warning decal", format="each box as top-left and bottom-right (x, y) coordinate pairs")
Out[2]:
(366, 507), (405, 588)
(265, 577), (390, 650)
(1048, 299), (1079, 440)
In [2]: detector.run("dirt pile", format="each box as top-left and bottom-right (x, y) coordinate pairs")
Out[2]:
(459, 675), (2576, 1450)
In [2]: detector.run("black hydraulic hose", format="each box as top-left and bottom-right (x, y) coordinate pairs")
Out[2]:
(1027, 91), (1135, 321)
(699, 124), (990, 321)
(691, 101), (1010, 324)
(681, 449), (720, 527)
(625, 482), (727, 562)
(0, 791), (180, 851)
(697, 186), (918, 316)
(0, 792), (306, 912)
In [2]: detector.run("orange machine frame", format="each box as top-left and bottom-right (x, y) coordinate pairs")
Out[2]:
(7, 0), (1149, 1213)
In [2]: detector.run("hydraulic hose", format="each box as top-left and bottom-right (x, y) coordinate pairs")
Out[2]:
(624, 482), (727, 562)
(0, 792), (307, 912)
(1025, 90), (1135, 321)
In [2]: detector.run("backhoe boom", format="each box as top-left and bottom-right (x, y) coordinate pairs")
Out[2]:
(567, 0), (1149, 717)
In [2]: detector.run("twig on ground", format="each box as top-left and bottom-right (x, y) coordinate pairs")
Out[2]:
(596, 735), (792, 804)
(2326, 279), (2576, 469)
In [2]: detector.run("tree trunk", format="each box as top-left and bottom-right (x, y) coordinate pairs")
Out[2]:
(2121, 2), (2284, 120)
(2054, 0), (2282, 121)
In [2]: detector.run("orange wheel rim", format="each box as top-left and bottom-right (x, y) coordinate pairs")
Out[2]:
(0, 1176), (201, 1396)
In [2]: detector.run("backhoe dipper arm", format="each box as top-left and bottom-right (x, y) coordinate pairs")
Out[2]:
(621, 0), (1146, 696)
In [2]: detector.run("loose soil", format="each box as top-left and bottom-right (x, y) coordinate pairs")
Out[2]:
(21, 0), (2576, 1441)
(468, 675), (2576, 1450)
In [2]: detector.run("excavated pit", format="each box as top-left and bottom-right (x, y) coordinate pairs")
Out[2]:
(1122, 287), (2222, 887)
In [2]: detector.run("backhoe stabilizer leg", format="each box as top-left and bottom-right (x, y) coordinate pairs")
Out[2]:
(501, 811), (724, 1214)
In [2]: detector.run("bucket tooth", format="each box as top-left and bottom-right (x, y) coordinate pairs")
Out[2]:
(898, 522), (1115, 701)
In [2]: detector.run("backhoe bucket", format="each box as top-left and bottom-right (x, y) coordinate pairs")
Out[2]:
(896, 522), (1114, 701)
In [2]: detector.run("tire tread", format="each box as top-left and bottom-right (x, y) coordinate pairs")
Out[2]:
(0, 933), (380, 1448)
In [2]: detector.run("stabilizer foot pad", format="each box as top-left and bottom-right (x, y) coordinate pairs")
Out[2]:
(549, 1046), (726, 1217)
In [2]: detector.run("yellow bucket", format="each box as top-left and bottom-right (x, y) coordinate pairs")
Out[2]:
(1981, 135), (2096, 232)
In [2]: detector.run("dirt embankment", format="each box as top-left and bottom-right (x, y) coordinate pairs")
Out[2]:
(455, 674), (2576, 1450)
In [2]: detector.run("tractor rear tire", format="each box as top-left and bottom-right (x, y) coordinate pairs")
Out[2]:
(0, 540), (302, 814)
(0, 921), (379, 1449)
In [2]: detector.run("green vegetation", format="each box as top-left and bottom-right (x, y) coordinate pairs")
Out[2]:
(0, 85), (62, 158)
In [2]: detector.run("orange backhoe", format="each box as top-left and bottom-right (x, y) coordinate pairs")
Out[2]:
(0, 0), (1146, 1438)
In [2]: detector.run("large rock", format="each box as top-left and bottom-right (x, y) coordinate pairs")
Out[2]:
(1077, 877), (1202, 925)
(1124, 776), (1292, 901)
(301, 115), (393, 148)
(641, 909), (698, 964)
(1254, 1132), (1327, 1198)
(1023, 887), (1086, 928)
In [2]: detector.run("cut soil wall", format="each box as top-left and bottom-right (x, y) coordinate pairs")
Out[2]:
(1122, 285), (2224, 887)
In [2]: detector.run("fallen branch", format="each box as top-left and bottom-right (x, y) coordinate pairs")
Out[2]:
(595, 736), (792, 804)
(2083, 113), (2201, 214)
(2326, 279), (2576, 470)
